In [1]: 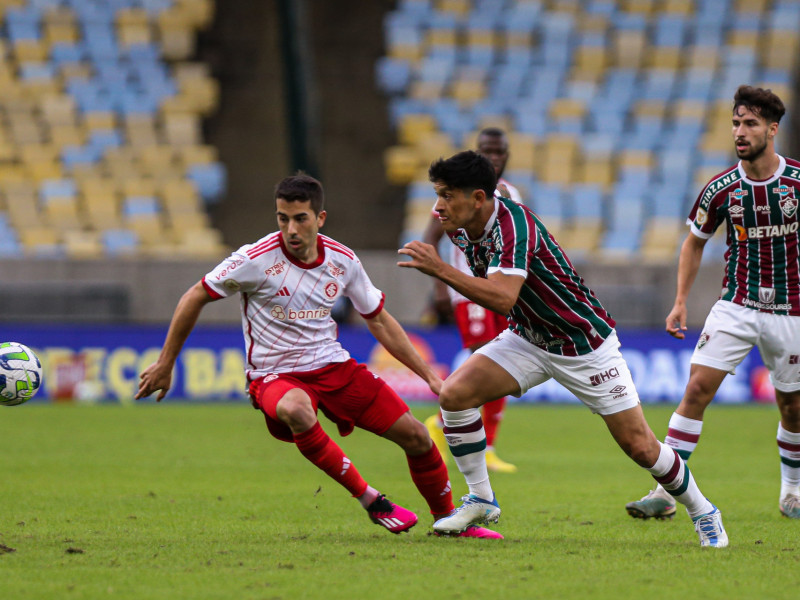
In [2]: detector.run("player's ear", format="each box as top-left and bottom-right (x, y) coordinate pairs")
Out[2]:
(317, 210), (327, 227)
(472, 188), (488, 206)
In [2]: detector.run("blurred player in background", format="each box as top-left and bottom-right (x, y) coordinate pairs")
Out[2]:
(136, 174), (501, 539)
(626, 85), (800, 521)
(399, 151), (728, 547)
(423, 127), (521, 474)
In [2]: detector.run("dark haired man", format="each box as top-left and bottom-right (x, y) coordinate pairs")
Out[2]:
(137, 174), (501, 538)
(424, 127), (522, 474)
(626, 86), (800, 521)
(398, 151), (728, 547)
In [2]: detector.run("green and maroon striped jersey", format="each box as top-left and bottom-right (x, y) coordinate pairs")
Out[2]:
(688, 155), (800, 316)
(447, 197), (615, 356)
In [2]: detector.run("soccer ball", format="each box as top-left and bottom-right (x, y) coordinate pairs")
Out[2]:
(0, 342), (43, 406)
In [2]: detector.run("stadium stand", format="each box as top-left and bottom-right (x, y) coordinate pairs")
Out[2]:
(0, 0), (226, 258)
(377, 0), (799, 262)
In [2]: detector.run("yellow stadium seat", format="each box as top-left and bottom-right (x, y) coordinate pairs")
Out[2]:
(178, 144), (218, 168)
(118, 24), (153, 47)
(384, 145), (423, 186)
(437, 0), (471, 16)
(137, 145), (178, 177)
(612, 30), (647, 69)
(662, 0), (693, 13)
(82, 111), (117, 131)
(43, 197), (83, 230)
(161, 113), (202, 146)
(63, 230), (104, 259)
(44, 22), (79, 45)
(19, 226), (60, 251)
(397, 113), (437, 146)
(648, 48), (682, 70)
(12, 39), (49, 63)
(617, 150), (653, 171)
(580, 159), (615, 190)
(49, 125), (85, 148)
(40, 94), (78, 126)
(506, 133), (536, 172)
(451, 79), (486, 106)
(619, 0), (657, 14)
(157, 19), (196, 60)
(574, 45), (608, 72)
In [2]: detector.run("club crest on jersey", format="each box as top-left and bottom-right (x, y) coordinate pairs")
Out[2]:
(327, 261), (345, 278)
(780, 196), (798, 218)
(324, 281), (339, 298)
(224, 279), (241, 292)
(696, 207), (708, 225)
(265, 261), (287, 277)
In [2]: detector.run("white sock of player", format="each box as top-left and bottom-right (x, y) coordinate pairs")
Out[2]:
(441, 408), (494, 500)
(647, 441), (713, 518)
(777, 423), (800, 499)
(650, 412), (704, 495)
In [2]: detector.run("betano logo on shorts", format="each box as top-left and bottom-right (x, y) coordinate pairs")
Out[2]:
(270, 305), (331, 321)
(733, 221), (799, 241)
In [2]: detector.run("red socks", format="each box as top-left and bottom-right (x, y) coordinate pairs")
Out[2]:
(482, 397), (506, 447)
(293, 422), (368, 497)
(406, 443), (453, 516)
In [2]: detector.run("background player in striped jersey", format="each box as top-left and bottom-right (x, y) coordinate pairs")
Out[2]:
(626, 86), (800, 521)
(136, 174), (501, 538)
(398, 151), (728, 547)
(423, 127), (521, 474)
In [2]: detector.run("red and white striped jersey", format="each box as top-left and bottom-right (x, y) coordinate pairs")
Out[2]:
(447, 179), (523, 304)
(202, 232), (384, 379)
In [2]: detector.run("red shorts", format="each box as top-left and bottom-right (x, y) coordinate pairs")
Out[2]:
(248, 358), (409, 443)
(453, 301), (508, 349)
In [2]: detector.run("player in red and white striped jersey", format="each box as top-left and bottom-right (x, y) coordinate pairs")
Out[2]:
(136, 174), (502, 538)
(423, 128), (521, 474)
(626, 86), (800, 521)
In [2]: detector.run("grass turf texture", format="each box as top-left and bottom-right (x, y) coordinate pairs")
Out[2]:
(0, 403), (798, 599)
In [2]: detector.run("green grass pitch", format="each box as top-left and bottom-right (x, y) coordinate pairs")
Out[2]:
(0, 402), (798, 599)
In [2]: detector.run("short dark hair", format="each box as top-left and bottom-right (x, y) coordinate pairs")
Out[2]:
(478, 126), (507, 140)
(274, 173), (324, 215)
(733, 85), (785, 124)
(428, 150), (497, 198)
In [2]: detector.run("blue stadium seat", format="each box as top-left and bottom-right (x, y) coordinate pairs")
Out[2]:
(102, 229), (140, 255)
(187, 163), (228, 205)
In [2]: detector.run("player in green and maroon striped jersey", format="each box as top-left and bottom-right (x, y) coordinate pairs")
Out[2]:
(398, 151), (727, 547)
(625, 86), (800, 522)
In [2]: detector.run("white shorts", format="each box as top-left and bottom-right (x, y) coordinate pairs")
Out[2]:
(692, 300), (800, 392)
(476, 329), (640, 415)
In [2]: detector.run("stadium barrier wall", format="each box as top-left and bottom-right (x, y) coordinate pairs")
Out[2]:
(3, 323), (773, 405)
(0, 253), (726, 327)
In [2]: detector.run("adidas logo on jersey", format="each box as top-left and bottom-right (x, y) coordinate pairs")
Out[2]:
(277, 287), (290, 296)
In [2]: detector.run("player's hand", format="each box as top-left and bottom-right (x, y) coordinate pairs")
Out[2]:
(135, 361), (172, 401)
(397, 241), (443, 276)
(427, 374), (443, 397)
(665, 304), (688, 339)
(496, 183), (510, 199)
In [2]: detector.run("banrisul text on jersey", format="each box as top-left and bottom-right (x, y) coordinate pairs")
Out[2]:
(688, 155), (800, 315)
(448, 197), (615, 356)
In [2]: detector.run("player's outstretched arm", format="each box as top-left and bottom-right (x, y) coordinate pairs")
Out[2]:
(398, 240), (523, 315)
(666, 233), (708, 339)
(136, 282), (216, 401)
(364, 308), (443, 396)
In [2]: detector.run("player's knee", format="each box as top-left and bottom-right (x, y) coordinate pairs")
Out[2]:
(405, 420), (434, 455)
(438, 380), (471, 412)
(275, 390), (315, 431)
(682, 377), (718, 406)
